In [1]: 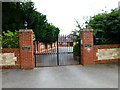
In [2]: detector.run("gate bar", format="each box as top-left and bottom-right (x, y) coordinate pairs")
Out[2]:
(34, 41), (37, 67)
(79, 39), (81, 64)
(57, 35), (59, 65)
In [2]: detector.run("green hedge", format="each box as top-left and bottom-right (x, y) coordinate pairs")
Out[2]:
(2, 30), (19, 48)
(73, 43), (81, 56)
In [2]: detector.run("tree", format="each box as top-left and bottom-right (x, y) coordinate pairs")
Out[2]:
(38, 23), (60, 43)
(88, 8), (120, 44)
(2, 2), (35, 32)
(70, 19), (81, 41)
(2, 2), (60, 43)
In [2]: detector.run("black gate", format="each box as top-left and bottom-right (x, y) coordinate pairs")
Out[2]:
(34, 35), (81, 67)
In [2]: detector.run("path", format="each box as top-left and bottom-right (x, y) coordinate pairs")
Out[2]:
(2, 63), (118, 88)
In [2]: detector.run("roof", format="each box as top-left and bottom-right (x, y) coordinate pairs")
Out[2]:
(58, 35), (76, 42)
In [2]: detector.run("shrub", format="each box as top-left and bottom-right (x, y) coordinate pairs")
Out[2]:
(2, 30), (19, 48)
(73, 43), (81, 56)
(0, 34), (2, 48)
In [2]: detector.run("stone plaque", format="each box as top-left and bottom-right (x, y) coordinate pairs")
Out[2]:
(96, 48), (120, 60)
(22, 46), (30, 50)
(85, 44), (92, 47)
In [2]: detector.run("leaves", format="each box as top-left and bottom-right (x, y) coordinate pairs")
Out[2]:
(2, 30), (19, 48)
(88, 8), (120, 44)
(2, 2), (60, 43)
(70, 19), (81, 41)
(73, 43), (81, 56)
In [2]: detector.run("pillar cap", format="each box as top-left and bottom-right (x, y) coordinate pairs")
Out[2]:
(19, 29), (33, 32)
(81, 28), (94, 31)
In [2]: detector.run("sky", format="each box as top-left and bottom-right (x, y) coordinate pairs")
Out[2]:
(32, 0), (119, 35)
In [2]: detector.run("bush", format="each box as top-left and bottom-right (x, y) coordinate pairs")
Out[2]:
(2, 30), (19, 48)
(0, 35), (2, 48)
(73, 43), (81, 56)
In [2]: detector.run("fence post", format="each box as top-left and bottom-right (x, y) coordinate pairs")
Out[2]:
(19, 29), (34, 69)
(80, 28), (94, 65)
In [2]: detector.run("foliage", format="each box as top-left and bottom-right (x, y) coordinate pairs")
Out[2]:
(0, 34), (2, 48)
(73, 43), (81, 56)
(32, 32), (36, 41)
(2, 30), (19, 48)
(99, 38), (113, 44)
(70, 19), (81, 42)
(2, 2), (60, 43)
(39, 23), (59, 43)
(88, 8), (120, 44)
(2, 30), (36, 48)
(2, 2), (35, 31)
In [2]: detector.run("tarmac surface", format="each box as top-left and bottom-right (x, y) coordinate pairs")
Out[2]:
(2, 63), (119, 88)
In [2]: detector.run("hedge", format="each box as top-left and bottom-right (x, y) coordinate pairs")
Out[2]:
(73, 43), (81, 56)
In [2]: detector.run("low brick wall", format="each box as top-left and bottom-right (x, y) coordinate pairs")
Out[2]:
(94, 44), (120, 63)
(34, 41), (57, 53)
(35, 42), (46, 53)
(1, 48), (20, 68)
(58, 44), (71, 47)
(58, 42), (75, 47)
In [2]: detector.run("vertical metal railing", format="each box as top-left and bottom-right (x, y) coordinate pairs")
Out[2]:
(57, 35), (59, 66)
(34, 34), (81, 67)
(78, 39), (81, 64)
(34, 41), (37, 67)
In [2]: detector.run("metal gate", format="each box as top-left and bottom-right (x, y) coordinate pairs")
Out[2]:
(34, 35), (81, 67)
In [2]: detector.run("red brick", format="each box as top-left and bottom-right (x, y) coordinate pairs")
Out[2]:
(93, 44), (120, 63)
(19, 29), (34, 69)
(1, 48), (20, 68)
(80, 28), (94, 65)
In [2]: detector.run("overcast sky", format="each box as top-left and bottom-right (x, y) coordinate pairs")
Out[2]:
(32, 0), (119, 35)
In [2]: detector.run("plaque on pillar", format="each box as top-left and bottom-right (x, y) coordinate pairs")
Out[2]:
(22, 46), (30, 50)
(85, 44), (92, 47)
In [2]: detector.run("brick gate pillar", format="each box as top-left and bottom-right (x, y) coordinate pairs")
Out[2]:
(80, 28), (94, 65)
(19, 29), (34, 69)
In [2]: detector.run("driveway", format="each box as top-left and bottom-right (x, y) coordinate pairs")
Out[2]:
(2, 63), (118, 88)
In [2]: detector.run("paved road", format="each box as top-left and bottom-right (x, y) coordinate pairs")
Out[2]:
(2, 63), (118, 88)
(36, 47), (79, 67)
